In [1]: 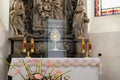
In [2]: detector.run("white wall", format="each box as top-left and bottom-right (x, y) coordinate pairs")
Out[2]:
(0, 1), (10, 79)
(0, 20), (10, 80)
(87, 0), (120, 80)
(88, 0), (120, 33)
(0, 0), (9, 30)
(90, 32), (120, 80)
(90, 16), (120, 33)
(87, 0), (94, 32)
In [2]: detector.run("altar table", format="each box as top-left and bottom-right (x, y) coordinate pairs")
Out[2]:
(8, 58), (102, 80)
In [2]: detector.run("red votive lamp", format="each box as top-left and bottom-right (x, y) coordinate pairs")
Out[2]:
(88, 39), (92, 53)
(81, 38), (85, 53)
(30, 38), (34, 53)
(23, 37), (27, 53)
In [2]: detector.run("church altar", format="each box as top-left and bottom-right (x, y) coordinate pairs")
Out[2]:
(8, 58), (102, 80)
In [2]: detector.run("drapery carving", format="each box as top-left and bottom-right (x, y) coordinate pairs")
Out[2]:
(10, 0), (26, 36)
(72, 0), (89, 38)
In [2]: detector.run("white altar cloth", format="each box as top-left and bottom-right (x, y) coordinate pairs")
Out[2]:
(8, 58), (102, 80)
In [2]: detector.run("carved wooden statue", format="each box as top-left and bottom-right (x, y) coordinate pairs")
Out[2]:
(34, 0), (52, 29)
(72, 0), (89, 39)
(10, 0), (26, 36)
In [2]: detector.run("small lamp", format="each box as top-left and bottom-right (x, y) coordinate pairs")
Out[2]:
(81, 38), (85, 53)
(23, 37), (27, 53)
(30, 38), (34, 53)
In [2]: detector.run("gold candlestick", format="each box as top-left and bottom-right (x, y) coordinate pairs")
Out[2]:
(26, 51), (31, 58)
(85, 52), (89, 58)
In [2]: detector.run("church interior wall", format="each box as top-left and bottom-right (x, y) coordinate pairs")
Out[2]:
(0, 1), (10, 79)
(87, 0), (120, 80)
(0, 19), (11, 80)
(0, 0), (9, 31)
(90, 32), (120, 80)
(87, 0), (94, 32)
(90, 16), (120, 33)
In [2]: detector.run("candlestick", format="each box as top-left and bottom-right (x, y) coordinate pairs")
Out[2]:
(26, 51), (31, 58)
(85, 52), (89, 58)
(81, 38), (85, 53)
(30, 38), (34, 53)
(23, 37), (27, 53)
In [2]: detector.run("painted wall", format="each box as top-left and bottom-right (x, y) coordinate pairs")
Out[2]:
(0, 0), (9, 30)
(90, 32), (120, 80)
(87, 0), (94, 32)
(87, 0), (120, 80)
(0, 19), (10, 80)
(87, 0), (120, 33)
(90, 16), (120, 33)
(0, 1), (10, 80)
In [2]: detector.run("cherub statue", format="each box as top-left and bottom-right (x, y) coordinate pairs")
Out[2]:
(53, 0), (64, 20)
(73, 0), (89, 39)
(37, 0), (52, 19)
(10, 0), (26, 36)
(36, 0), (52, 27)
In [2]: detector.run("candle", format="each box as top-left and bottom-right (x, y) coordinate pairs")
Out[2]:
(23, 37), (27, 53)
(88, 39), (92, 53)
(81, 38), (85, 53)
(30, 38), (34, 53)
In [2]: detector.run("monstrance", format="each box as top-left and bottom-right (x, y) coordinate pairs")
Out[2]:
(50, 29), (61, 51)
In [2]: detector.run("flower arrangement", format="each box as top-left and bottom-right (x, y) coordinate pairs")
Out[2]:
(0, 57), (71, 80)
